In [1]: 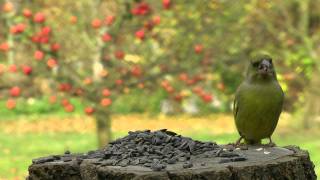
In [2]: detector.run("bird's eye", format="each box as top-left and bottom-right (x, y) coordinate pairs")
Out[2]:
(268, 59), (272, 64)
(252, 62), (259, 67)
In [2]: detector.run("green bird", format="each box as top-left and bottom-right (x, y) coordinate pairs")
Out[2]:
(233, 54), (284, 146)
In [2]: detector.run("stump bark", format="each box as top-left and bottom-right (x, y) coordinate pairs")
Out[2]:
(28, 145), (316, 180)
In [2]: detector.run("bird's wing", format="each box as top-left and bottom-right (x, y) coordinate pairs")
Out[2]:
(233, 84), (243, 119)
(233, 96), (239, 119)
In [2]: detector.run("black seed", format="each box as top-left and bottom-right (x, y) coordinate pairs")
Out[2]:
(144, 163), (152, 167)
(232, 157), (247, 162)
(32, 156), (55, 164)
(167, 157), (177, 164)
(62, 156), (72, 162)
(219, 152), (239, 158)
(183, 162), (193, 168)
(48, 130), (246, 171)
(64, 150), (71, 154)
(240, 145), (248, 150)
(219, 158), (231, 163)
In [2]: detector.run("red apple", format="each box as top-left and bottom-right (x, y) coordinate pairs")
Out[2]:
(84, 107), (95, 115)
(33, 12), (45, 23)
(144, 21), (154, 31)
(10, 86), (21, 97)
(138, 83), (145, 89)
(23, 9), (32, 18)
(161, 80), (170, 88)
(22, 65), (32, 75)
(64, 104), (74, 112)
(115, 79), (123, 86)
(40, 36), (49, 44)
(10, 23), (26, 34)
(162, 0), (171, 9)
(70, 16), (77, 24)
(41, 26), (51, 36)
(8, 64), (17, 73)
(192, 86), (203, 95)
(6, 99), (16, 109)
(99, 69), (109, 77)
(114, 50), (125, 60)
(179, 73), (188, 81)
(47, 58), (57, 68)
(59, 83), (72, 92)
(0, 42), (9, 52)
(165, 86), (174, 93)
(131, 66), (142, 77)
(152, 16), (161, 25)
(0, 64), (5, 74)
(105, 15), (115, 25)
(102, 88), (111, 97)
(51, 43), (60, 52)
(49, 95), (57, 104)
(61, 98), (70, 106)
(83, 78), (92, 85)
(2, 2), (13, 13)
(31, 35), (41, 43)
(135, 29), (145, 40)
(201, 93), (213, 103)
(186, 79), (196, 85)
(75, 88), (84, 96)
(100, 98), (112, 107)
(34, 50), (44, 60)
(194, 44), (203, 54)
(193, 74), (204, 81)
(174, 94), (183, 102)
(91, 19), (102, 29)
(131, 2), (151, 16)
(102, 33), (112, 42)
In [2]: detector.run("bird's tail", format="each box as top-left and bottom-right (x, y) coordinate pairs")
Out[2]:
(245, 139), (261, 145)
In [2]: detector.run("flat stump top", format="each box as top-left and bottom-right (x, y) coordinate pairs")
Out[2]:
(28, 130), (316, 180)
(28, 146), (316, 180)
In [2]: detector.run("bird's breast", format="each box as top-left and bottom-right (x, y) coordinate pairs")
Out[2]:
(235, 81), (284, 140)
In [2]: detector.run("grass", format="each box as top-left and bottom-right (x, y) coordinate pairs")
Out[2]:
(0, 114), (319, 179)
(0, 132), (96, 179)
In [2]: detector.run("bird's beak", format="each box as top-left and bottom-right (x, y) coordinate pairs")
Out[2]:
(258, 59), (271, 75)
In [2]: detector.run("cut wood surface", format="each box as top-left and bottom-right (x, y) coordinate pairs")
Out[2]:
(28, 145), (316, 180)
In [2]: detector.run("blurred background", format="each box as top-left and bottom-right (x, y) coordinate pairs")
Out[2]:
(0, 0), (320, 179)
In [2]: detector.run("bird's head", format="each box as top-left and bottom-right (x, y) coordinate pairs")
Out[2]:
(246, 54), (277, 82)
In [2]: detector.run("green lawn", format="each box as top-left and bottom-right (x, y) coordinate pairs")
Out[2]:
(0, 131), (318, 179)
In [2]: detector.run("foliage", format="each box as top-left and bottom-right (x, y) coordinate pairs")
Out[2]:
(1, 0), (320, 115)
(0, 0), (222, 116)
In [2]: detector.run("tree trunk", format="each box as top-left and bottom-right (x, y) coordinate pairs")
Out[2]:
(28, 145), (316, 180)
(303, 68), (320, 128)
(296, 0), (320, 129)
(95, 109), (112, 148)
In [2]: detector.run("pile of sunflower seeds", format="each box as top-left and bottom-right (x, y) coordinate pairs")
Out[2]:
(32, 129), (247, 171)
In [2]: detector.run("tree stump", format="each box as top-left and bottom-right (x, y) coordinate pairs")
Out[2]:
(28, 145), (316, 180)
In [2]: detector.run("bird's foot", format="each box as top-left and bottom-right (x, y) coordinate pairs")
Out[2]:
(267, 142), (276, 147)
(233, 137), (243, 147)
(267, 137), (276, 147)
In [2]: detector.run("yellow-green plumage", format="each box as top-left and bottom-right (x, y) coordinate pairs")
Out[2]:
(234, 55), (284, 144)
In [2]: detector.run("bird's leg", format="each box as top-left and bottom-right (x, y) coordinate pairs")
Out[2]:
(234, 136), (243, 147)
(267, 137), (276, 147)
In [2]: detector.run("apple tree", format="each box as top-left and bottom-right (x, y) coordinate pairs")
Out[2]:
(0, 0), (222, 147)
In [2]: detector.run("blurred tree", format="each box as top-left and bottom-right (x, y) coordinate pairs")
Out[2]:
(238, 0), (320, 128)
(1, 0), (320, 147)
(0, 0), (222, 147)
